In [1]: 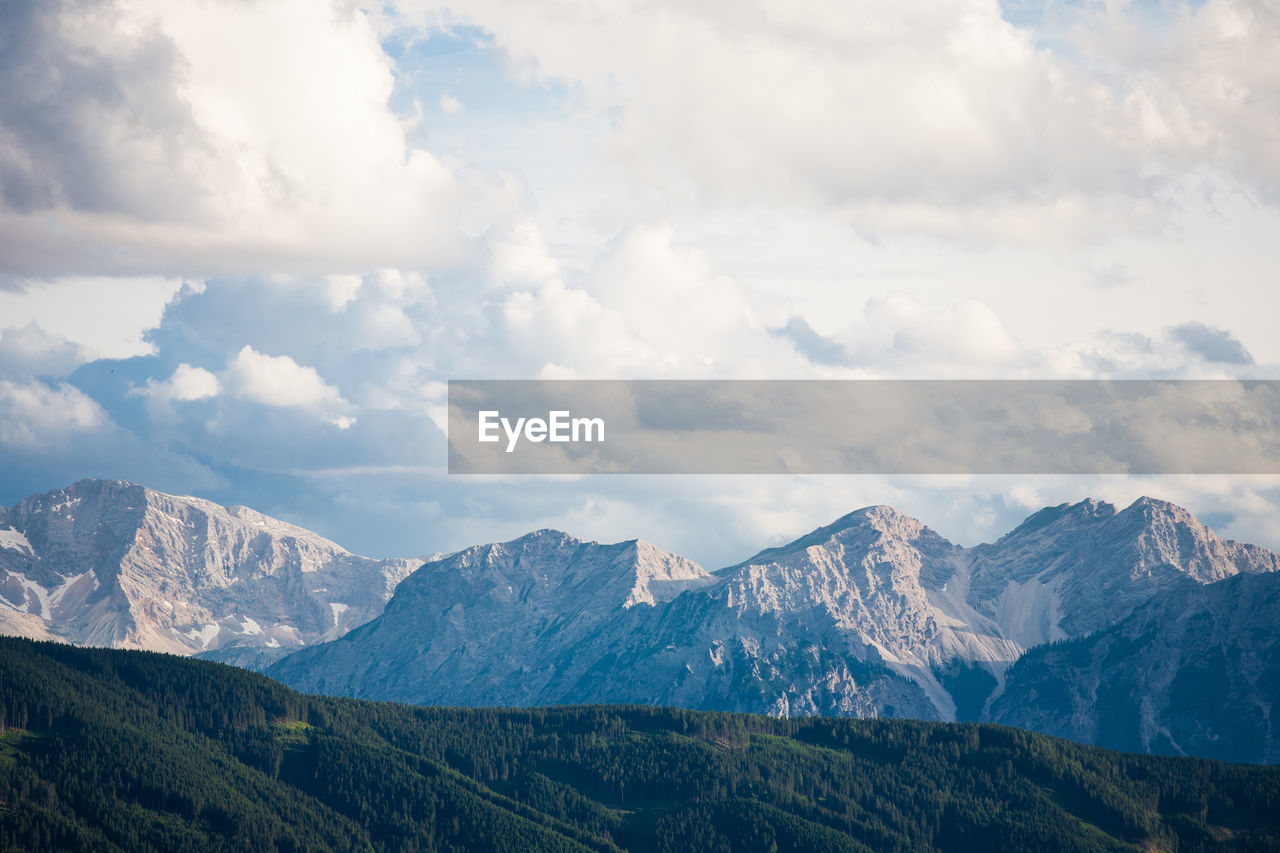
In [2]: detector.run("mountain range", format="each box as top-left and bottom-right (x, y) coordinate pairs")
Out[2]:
(3, 479), (1278, 763)
(0, 479), (422, 667)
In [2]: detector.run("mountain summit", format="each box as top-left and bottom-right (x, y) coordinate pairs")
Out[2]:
(270, 529), (716, 705)
(0, 479), (421, 665)
(967, 495), (1280, 638)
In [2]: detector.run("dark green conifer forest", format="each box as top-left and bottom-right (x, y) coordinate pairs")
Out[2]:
(0, 637), (1276, 852)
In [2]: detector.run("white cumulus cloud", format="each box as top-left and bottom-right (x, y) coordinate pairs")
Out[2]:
(0, 380), (106, 448)
(388, 0), (1280, 241)
(223, 345), (354, 427)
(142, 363), (222, 403)
(0, 0), (512, 277)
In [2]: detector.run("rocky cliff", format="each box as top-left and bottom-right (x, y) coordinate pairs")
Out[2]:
(0, 479), (421, 664)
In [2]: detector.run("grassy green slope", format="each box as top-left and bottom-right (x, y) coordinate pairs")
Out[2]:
(0, 637), (1277, 852)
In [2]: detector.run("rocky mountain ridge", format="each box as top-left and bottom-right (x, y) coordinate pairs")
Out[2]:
(269, 495), (1280, 765)
(0, 479), (423, 665)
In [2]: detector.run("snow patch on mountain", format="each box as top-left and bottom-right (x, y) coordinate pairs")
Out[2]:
(187, 623), (220, 649)
(0, 528), (33, 555)
(17, 576), (49, 617)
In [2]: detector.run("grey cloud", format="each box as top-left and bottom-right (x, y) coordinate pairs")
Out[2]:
(1170, 322), (1254, 365)
(769, 316), (850, 366)
(0, 322), (91, 377)
(0, 0), (205, 220)
(1088, 262), (1136, 290)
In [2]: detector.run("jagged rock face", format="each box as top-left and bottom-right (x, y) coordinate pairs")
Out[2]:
(269, 511), (953, 719)
(718, 506), (957, 658)
(0, 480), (420, 663)
(990, 570), (1280, 764)
(270, 497), (1280, 738)
(968, 497), (1280, 639)
(270, 530), (722, 706)
(264, 508), (947, 717)
(569, 508), (949, 721)
(672, 506), (961, 719)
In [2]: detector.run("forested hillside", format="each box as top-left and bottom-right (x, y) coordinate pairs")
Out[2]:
(1, 637), (1277, 852)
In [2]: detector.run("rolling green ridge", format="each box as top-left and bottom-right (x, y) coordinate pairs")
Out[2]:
(0, 638), (1277, 852)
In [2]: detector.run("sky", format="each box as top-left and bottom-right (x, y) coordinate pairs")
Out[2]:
(1, 0), (1278, 567)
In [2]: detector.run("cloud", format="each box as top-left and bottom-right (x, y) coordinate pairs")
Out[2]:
(1170, 321), (1254, 365)
(141, 363), (221, 402)
(0, 380), (104, 448)
(1032, 325), (1267, 379)
(1084, 0), (1280, 198)
(1, 265), (1275, 565)
(386, 0), (1280, 242)
(489, 220), (561, 289)
(0, 324), (93, 378)
(761, 295), (1271, 380)
(0, 276), (182, 360)
(324, 275), (364, 311)
(0, 374), (223, 502)
(223, 346), (351, 425)
(0, 0), (512, 277)
(1087, 261), (1137, 290)
(0, 0), (199, 219)
(774, 295), (1029, 377)
(769, 317), (851, 367)
(490, 223), (809, 378)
